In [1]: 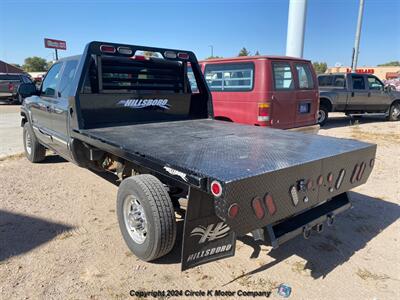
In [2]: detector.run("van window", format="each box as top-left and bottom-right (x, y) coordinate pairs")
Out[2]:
(295, 64), (314, 89)
(204, 63), (254, 91)
(272, 62), (294, 90)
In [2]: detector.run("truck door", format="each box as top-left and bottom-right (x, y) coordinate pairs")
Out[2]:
(347, 74), (370, 111)
(29, 62), (63, 146)
(51, 59), (78, 156)
(293, 62), (317, 128)
(366, 75), (391, 112)
(270, 61), (296, 129)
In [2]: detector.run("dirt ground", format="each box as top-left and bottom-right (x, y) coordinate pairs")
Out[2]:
(0, 113), (399, 300)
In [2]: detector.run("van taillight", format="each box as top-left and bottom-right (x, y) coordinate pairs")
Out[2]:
(258, 103), (270, 122)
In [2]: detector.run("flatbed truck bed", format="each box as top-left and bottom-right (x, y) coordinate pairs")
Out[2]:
(19, 41), (377, 270)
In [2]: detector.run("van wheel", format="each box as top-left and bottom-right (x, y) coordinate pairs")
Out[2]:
(317, 106), (329, 126)
(117, 175), (176, 261)
(23, 123), (46, 163)
(387, 102), (400, 121)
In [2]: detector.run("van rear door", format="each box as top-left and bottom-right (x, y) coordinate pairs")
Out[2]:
(270, 61), (296, 129)
(293, 62), (318, 128)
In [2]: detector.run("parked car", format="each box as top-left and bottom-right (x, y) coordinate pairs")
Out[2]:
(18, 41), (376, 270)
(0, 73), (33, 104)
(193, 56), (319, 133)
(318, 73), (400, 125)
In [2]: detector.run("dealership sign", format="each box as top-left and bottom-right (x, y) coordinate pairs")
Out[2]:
(44, 38), (67, 50)
(346, 68), (374, 74)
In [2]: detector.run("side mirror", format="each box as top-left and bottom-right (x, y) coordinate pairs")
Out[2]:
(18, 83), (37, 98)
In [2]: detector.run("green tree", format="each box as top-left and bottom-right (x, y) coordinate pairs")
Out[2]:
(23, 56), (49, 72)
(238, 47), (250, 56)
(377, 61), (400, 67)
(312, 61), (328, 74)
(205, 55), (222, 60)
(254, 50), (260, 56)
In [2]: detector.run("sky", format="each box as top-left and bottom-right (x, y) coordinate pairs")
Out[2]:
(0, 0), (399, 67)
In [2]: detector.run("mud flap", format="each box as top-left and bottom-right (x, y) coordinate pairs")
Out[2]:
(181, 187), (236, 271)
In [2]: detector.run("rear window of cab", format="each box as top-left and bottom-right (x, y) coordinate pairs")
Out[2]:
(204, 63), (254, 92)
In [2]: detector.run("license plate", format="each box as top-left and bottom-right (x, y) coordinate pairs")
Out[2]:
(299, 103), (310, 113)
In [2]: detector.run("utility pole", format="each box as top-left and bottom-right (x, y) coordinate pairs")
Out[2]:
(209, 45), (214, 58)
(286, 0), (308, 58)
(351, 0), (365, 72)
(55, 49), (59, 61)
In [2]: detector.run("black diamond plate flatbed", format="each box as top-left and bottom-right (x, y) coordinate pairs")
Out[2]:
(74, 119), (375, 183)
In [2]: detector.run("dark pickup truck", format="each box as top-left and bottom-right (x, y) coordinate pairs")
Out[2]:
(18, 41), (376, 270)
(318, 73), (400, 125)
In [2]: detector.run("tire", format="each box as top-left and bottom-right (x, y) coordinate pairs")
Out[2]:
(317, 105), (329, 126)
(23, 122), (46, 163)
(117, 174), (176, 261)
(387, 102), (400, 121)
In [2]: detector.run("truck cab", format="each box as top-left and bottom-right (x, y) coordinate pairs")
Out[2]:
(318, 73), (400, 125)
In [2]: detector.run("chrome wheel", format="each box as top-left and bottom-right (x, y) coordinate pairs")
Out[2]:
(317, 109), (326, 124)
(25, 129), (32, 155)
(392, 105), (400, 119)
(123, 195), (148, 244)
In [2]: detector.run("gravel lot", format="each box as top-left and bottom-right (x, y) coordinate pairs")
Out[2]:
(0, 106), (399, 300)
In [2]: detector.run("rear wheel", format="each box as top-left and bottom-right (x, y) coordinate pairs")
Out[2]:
(387, 102), (400, 121)
(317, 105), (329, 126)
(23, 123), (46, 163)
(117, 174), (176, 261)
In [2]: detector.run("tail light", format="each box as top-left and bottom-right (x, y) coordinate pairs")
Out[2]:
(258, 103), (270, 122)
(117, 47), (133, 55)
(252, 196), (265, 219)
(351, 164), (360, 183)
(327, 173), (334, 183)
(177, 52), (189, 60)
(335, 169), (346, 190)
(228, 204), (239, 218)
(131, 55), (149, 61)
(289, 185), (299, 206)
(210, 180), (222, 197)
(264, 194), (276, 215)
(164, 51), (177, 59)
(8, 83), (14, 92)
(317, 175), (324, 186)
(357, 162), (366, 181)
(100, 45), (116, 54)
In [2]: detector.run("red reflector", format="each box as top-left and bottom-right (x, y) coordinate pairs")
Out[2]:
(100, 45), (116, 53)
(351, 164), (360, 183)
(228, 204), (239, 218)
(307, 179), (313, 190)
(264, 194), (276, 215)
(177, 52), (189, 59)
(252, 196), (265, 219)
(131, 55), (148, 61)
(327, 173), (334, 183)
(357, 162), (366, 181)
(317, 175), (323, 186)
(210, 180), (222, 197)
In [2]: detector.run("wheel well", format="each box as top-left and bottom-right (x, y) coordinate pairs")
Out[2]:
(320, 98), (333, 112)
(391, 99), (400, 106)
(214, 116), (233, 122)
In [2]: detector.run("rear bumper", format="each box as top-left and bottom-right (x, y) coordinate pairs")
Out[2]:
(288, 124), (320, 134)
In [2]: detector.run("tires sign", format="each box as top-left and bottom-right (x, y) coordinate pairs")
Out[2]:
(44, 38), (67, 50)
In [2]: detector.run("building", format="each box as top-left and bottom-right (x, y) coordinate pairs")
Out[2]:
(0, 60), (25, 74)
(326, 66), (400, 80)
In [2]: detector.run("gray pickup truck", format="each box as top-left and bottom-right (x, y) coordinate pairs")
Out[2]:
(0, 73), (33, 104)
(317, 73), (400, 125)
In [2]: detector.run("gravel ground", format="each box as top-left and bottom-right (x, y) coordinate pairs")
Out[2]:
(0, 112), (399, 300)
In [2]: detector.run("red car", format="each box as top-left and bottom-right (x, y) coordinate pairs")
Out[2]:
(195, 56), (319, 133)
